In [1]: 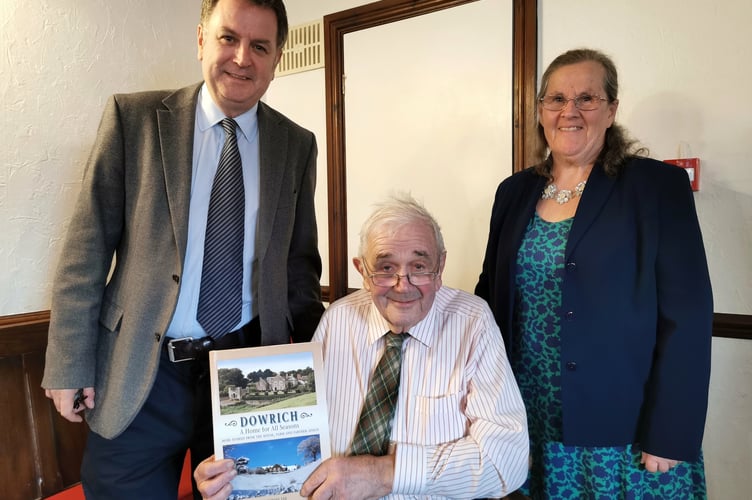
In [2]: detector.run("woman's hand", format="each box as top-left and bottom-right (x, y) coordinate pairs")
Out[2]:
(641, 452), (680, 473)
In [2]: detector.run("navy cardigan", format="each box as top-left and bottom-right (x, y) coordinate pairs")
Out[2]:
(475, 157), (713, 461)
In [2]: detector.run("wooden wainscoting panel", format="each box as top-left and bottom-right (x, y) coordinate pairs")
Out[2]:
(713, 312), (752, 340)
(29, 350), (89, 497)
(0, 311), (87, 500)
(0, 355), (42, 500)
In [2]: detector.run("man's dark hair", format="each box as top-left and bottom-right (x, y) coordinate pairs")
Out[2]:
(200, 0), (289, 48)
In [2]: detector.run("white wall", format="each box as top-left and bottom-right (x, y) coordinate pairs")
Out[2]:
(341, 1), (512, 291)
(1, 0), (749, 498)
(0, 0), (201, 314)
(265, 0), (376, 286)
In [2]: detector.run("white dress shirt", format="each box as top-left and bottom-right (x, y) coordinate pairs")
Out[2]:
(312, 286), (529, 499)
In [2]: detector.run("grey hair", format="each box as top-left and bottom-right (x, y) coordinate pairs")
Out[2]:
(358, 193), (446, 260)
(533, 47), (647, 177)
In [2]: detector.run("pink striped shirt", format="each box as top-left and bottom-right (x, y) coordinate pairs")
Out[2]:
(312, 286), (529, 498)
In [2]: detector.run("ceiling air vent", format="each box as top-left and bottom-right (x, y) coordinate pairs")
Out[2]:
(276, 20), (324, 76)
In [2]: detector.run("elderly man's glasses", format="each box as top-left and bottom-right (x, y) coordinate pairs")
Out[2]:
(539, 93), (608, 111)
(363, 263), (439, 287)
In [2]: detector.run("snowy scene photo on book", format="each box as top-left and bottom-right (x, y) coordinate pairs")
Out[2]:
(209, 342), (331, 500)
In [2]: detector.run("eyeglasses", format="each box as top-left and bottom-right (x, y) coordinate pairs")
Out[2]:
(539, 93), (608, 111)
(363, 263), (439, 287)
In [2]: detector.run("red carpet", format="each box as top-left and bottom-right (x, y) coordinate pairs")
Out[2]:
(45, 451), (194, 499)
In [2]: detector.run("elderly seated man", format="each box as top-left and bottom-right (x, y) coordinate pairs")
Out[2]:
(195, 193), (529, 499)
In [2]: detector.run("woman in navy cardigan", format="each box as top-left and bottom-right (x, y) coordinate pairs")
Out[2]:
(475, 48), (712, 498)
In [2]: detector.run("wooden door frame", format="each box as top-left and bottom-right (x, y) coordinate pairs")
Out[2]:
(322, 0), (538, 302)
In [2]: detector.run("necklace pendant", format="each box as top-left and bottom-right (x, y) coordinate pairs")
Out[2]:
(555, 189), (573, 204)
(541, 180), (587, 204)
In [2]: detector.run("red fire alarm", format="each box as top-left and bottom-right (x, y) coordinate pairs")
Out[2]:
(664, 158), (700, 191)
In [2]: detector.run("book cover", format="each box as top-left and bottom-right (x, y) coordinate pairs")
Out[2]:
(209, 342), (331, 499)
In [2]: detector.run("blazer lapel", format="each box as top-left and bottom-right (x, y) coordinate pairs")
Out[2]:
(157, 84), (202, 263)
(517, 174), (548, 240)
(566, 164), (616, 259)
(255, 102), (288, 261)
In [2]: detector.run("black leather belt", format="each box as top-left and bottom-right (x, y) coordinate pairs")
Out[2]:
(164, 318), (260, 362)
(165, 336), (217, 362)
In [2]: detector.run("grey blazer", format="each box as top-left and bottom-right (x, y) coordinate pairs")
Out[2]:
(42, 83), (324, 438)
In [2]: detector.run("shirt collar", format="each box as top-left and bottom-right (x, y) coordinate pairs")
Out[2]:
(196, 83), (259, 142)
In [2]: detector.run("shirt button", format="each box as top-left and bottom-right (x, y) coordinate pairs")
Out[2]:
(564, 311), (575, 321)
(566, 261), (576, 271)
(172, 274), (180, 283)
(566, 361), (577, 371)
(154, 332), (161, 342)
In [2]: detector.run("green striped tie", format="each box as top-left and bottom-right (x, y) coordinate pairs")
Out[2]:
(350, 332), (406, 456)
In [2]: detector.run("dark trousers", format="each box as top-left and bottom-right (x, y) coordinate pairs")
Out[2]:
(81, 319), (260, 499)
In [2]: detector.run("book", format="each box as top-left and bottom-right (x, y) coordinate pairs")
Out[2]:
(209, 342), (331, 499)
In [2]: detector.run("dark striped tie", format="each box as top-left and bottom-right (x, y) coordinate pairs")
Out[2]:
(197, 118), (244, 339)
(350, 332), (406, 456)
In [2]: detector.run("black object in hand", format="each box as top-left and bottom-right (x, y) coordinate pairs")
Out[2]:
(73, 388), (87, 410)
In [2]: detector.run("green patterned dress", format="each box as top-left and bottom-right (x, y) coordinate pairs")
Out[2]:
(512, 212), (706, 499)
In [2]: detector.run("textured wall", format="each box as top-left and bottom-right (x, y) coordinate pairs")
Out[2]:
(0, 0), (200, 314)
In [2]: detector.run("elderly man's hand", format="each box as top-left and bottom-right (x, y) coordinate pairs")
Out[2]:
(194, 455), (236, 500)
(300, 455), (394, 500)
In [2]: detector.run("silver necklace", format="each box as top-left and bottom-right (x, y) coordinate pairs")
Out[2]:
(541, 180), (587, 204)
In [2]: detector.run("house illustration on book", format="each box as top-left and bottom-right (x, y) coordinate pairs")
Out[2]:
(256, 375), (287, 392)
(226, 374), (311, 400)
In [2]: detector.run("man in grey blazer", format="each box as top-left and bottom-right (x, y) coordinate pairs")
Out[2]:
(41, 0), (324, 497)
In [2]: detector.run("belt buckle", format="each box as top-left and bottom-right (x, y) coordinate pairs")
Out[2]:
(167, 337), (195, 363)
